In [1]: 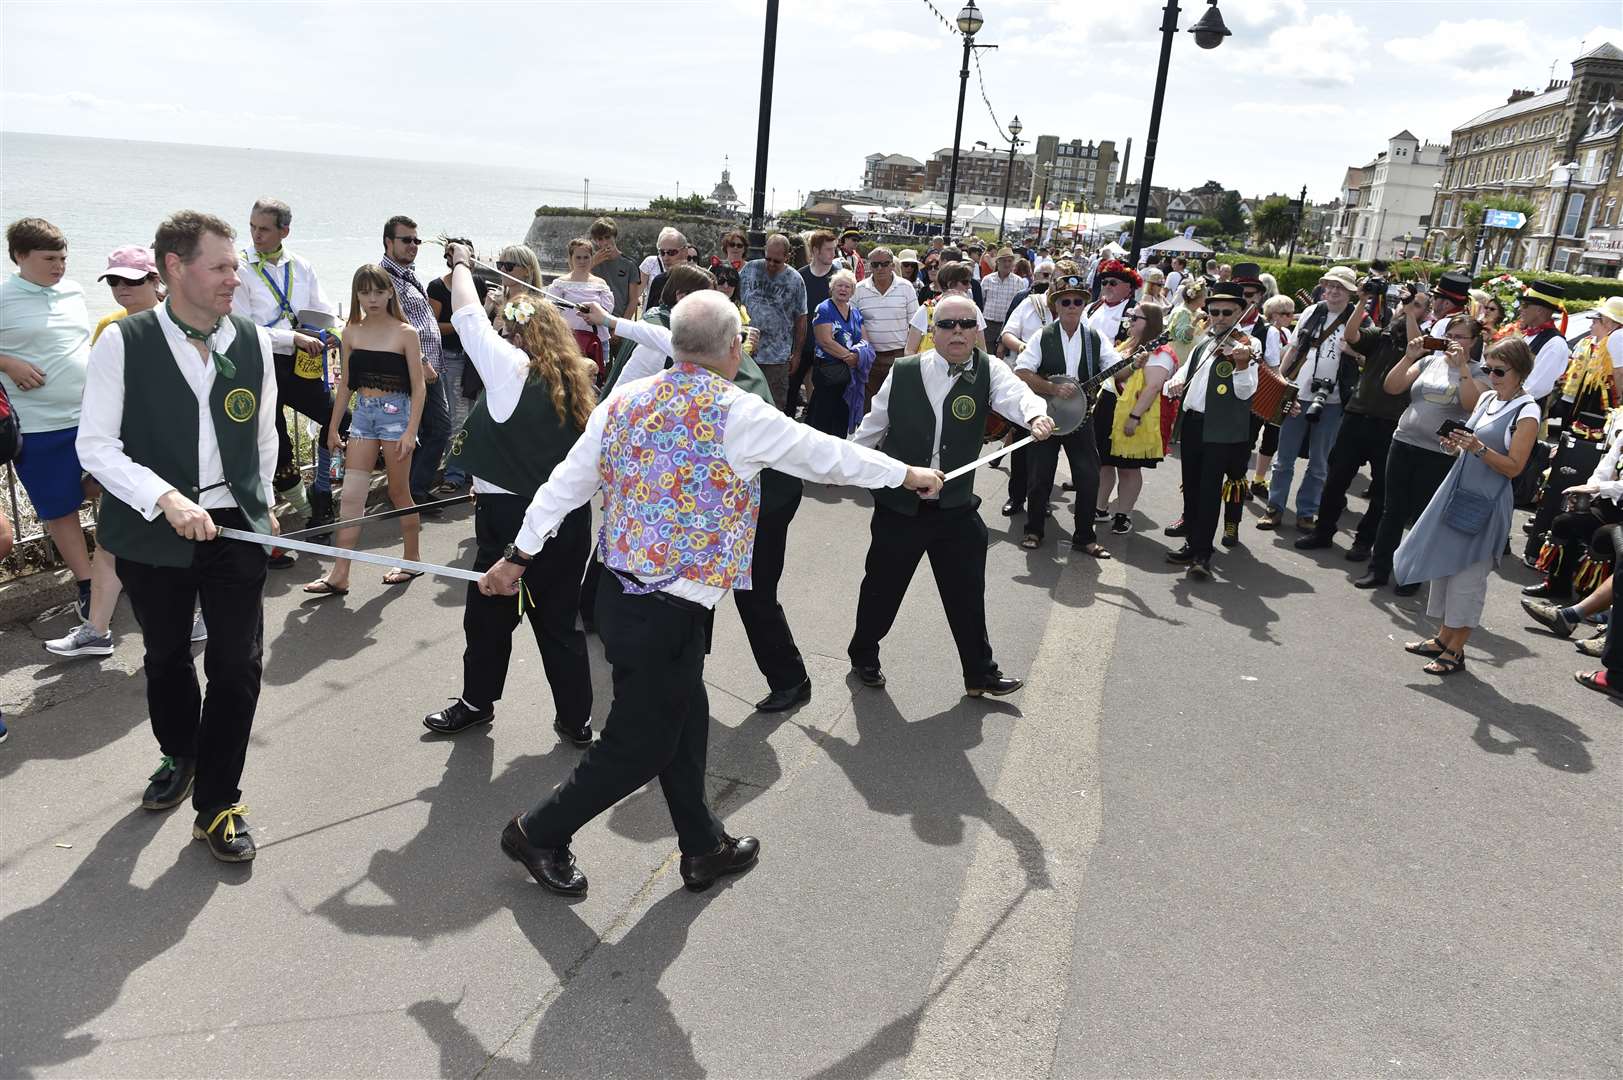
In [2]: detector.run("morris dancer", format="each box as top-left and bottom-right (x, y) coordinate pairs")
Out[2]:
(77, 211), (279, 862)
(481, 291), (943, 897)
(848, 293), (1053, 696)
(421, 243), (598, 744)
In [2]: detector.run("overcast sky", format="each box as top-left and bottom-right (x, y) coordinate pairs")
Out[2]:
(3, 1), (1619, 209)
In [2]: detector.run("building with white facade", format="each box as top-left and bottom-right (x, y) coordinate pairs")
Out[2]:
(1328, 132), (1445, 261)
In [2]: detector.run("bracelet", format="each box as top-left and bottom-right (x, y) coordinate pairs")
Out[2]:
(1129, 413), (1143, 421)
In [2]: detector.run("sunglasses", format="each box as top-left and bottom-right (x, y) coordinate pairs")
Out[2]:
(935, 318), (978, 331)
(660, 248), (682, 257)
(725, 242), (744, 250)
(496, 261), (518, 272)
(869, 260), (893, 268)
(391, 236), (423, 246)
(1207, 307), (1241, 318)
(1053, 297), (1087, 308)
(1483, 366), (1512, 377)
(108, 275), (153, 286)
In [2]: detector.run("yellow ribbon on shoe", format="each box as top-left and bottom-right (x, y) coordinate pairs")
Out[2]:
(205, 803), (249, 842)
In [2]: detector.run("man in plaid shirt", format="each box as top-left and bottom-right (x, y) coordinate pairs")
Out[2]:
(378, 215), (448, 507)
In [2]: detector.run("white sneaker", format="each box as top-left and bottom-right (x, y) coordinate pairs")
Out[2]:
(44, 622), (114, 658)
(191, 614), (208, 642)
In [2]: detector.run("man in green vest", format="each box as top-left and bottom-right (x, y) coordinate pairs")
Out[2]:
(848, 293), (1052, 698)
(1012, 264), (1123, 556)
(76, 210), (280, 861)
(1162, 281), (1261, 580)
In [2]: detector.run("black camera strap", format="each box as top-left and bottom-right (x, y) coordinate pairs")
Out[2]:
(1285, 303), (1353, 382)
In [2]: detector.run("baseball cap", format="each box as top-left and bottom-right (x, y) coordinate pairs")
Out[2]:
(100, 245), (158, 282)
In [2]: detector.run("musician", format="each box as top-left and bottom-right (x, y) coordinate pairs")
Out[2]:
(1014, 268), (1121, 555)
(420, 244), (597, 744)
(481, 291), (943, 897)
(77, 210), (279, 862)
(1087, 259), (1138, 345)
(1229, 263), (1282, 505)
(1163, 282), (1260, 579)
(996, 265), (1056, 518)
(1517, 280), (1572, 402)
(848, 293), (1053, 697)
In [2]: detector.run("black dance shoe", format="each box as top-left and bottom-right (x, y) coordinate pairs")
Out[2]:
(500, 816), (587, 896)
(1165, 544), (1196, 565)
(1163, 518), (1188, 538)
(1346, 541), (1372, 562)
(192, 804), (256, 862)
(1221, 522), (1240, 548)
(1394, 582), (1421, 597)
(1294, 531), (1333, 551)
(755, 679), (811, 713)
(965, 674), (1023, 698)
(423, 699), (494, 735)
(141, 755), (196, 810)
(1521, 580), (1568, 601)
(1001, 498), (1024, 516)
(852, 664), (886, 688)
(1186, 559), (1214, 581)
(1353, 571), (1388, 589)
(553, 718), (593, 748)
(679, 834), (760, 892)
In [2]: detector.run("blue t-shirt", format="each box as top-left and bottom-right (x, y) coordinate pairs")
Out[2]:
(813, 299), (863, 363)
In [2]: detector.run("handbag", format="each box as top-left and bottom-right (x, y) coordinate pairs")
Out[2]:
(813, 359), (851, 389)
(0, 381), (21, 466)
(1442, 486), (1495, 533)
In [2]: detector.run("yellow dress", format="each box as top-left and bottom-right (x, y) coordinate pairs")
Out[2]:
(1108, 345), (1174, 464)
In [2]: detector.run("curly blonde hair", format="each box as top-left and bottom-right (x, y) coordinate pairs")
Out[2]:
(495, 298), (597, 431)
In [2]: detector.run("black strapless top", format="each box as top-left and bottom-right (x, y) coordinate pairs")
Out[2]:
(349, 348), (409, 393)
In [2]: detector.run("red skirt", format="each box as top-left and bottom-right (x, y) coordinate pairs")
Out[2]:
(573, 329), (604, 379)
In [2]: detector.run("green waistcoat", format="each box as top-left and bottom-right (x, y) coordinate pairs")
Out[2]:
(96, 310), (271, 568)
(601, 307), (668, 394)
(1177, 334), (1252, 445)
(731, 352), (803, 513)
(448, 366), (587, 499)
(1035, 320), (1101, 382)
(874, 351), (991, 516)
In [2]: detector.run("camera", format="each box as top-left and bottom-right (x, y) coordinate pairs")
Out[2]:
(1304, 377), (1336, 423)
(1361, 276), (1386, 296)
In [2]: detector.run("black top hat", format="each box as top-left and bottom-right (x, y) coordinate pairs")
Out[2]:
(1205, 282), (1247, 307)
(1435, 271), (1472, 303)
(1229, 262), (1263, 286)
(1521, 280), (1567, 308)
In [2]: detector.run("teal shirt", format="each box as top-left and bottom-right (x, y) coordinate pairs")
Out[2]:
(0, 273), (90, 432)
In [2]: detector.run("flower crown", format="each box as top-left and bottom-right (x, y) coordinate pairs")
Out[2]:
(502, 298), (537, 326)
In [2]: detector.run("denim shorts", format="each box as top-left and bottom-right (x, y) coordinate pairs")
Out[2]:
(349, 392), (412, 441)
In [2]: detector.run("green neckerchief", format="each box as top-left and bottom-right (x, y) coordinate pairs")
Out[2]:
(253, 246), (284, 266)
(165, 300), (237, 378)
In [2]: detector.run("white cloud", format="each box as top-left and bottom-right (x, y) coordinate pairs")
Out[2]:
(1386, 18), (1531, 70)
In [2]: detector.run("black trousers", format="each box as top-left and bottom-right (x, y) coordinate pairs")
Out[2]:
(733, 490), (808, 692)
(848, 501), (995, 684)
(1369, 440), (1454, 576)
(1179, 412), (1250, 561)
(272, 352), (341, 482)
(1544, 507), (1623, 592)
(1247, 413), (1280, 456)
(462, 494), (592, 726)
(1314, 411), (1398, 542)
(1605, 580), (1623, 676)
(116, 508), (266, 816)
(1524, 438), (1606, 561)
(520, 573), (725, 857)
(789, 348), (817, 414)
(1027, 422), (1101, 544)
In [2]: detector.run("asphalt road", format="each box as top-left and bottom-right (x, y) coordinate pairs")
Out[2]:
(0, 458), (1617, 1079)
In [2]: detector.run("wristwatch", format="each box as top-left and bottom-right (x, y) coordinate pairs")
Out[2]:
(502, 544), (534, 566)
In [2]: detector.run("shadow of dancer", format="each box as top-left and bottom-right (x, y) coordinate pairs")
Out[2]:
(0, 810), (230, 1076)
(313, 732), (580, 942)
(407, 886), (717, 1079)
(1169, 542), (1315, 645)
(1409, 680), (1595, 773)
(797, 693), (1050, 890)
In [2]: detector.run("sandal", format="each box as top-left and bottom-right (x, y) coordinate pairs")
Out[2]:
(1575, 670), (1623, 699)
(302, 579), (349, 596)
(1020, 534), (1042, 550)
(1073, 542), (1112, 560)
(1423, 649), (1465, 676)
(383, 568), (424, 586)
(1404, 637), (1446, 657)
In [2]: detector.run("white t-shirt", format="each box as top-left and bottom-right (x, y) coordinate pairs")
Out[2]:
(910, 301), (986, 335)
(638, 254), (662, 280)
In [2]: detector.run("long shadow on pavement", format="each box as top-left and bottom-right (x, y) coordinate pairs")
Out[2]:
(1408, 679), (1596, 773)
(0, 808), (243, 1077)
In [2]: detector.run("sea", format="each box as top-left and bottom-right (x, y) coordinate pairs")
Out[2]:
(1, 131), (652, 322)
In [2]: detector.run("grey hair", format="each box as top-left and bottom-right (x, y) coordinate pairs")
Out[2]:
(867, 246), (894, 263)
(829, 268), (857, 291)
(658, 226), (687, 247)
(251, 198), (292, 230)
(670, 290), (742, 367)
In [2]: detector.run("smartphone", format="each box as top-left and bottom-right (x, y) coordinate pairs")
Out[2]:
(1422, 335), (1448, 351)
(1436, 419), (1470, 438)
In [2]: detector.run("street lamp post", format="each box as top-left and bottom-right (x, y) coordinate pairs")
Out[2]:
(1129, 0), (1230, 265)
(942, 1), (985, 245)
(1286, 183), (1307, 267)
(998, 115), (1024, 243)
(745, 0), (780, 260)
(1034, 163), (1052, 245)
(1545, 160), (1579, 271)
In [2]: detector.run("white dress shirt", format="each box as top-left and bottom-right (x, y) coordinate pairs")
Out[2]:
(1165, 270), (1184, 297)
(616, 315), (674, 384)
(78, 307), (279, 520)
(451, 302), (557, 497)
(1013, 322), (1124, 379)
(1166, 333), (1259, 413)
(1523, 325), (1572, 401)
(231, 248), (333, 356)
(1001, 293), (1052, 350)
(1088, 298), (1129, 343)
(853, 350), (1047, 482)
(1591, 419), (1623, 503)
(515, 370), (908, 608)
(1240, 317), (1285, 369)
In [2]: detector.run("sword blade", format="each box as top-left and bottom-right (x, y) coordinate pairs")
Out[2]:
(216, 527), (485, 583)
(942, 433), (1038, 482)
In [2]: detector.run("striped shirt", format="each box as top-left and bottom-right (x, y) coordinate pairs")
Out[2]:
(381, 254), (445, 374)
(981, 272), (1030, 323)
(852, 275), (919, 352)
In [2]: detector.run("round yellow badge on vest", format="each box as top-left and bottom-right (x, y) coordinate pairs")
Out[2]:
(223, 388), (256, 422)
(950, 395), (977, 421)
(1214, 360), (1235, 379)
(1216, 384), (1229, 395)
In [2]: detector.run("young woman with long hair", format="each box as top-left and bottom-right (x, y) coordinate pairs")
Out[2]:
(304, 264), (426, 595)
(1096, 302), (1176, 532)
(547, 238), (615, 380)
(422, 242), (600, 740)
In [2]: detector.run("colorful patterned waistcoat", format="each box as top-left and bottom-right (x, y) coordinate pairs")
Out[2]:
(598, 361), (760, 591)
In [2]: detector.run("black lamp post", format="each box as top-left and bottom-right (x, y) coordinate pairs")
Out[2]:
(1544, 160), (1579, 271)
(942, 1), (986, 245)
(1034, 163), (1052, 244)
(998, 115), (1024, 243)
(1285, 183), (1306, 267)
(1129, 0), (1230, 265)
(745, 0), (780, 261)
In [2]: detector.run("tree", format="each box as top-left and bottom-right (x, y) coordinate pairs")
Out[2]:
(1250, 195), (1297, 253)
(1459, 194), (1538, 267)
(646, 193), (710, 215)
(1183, 216), (1223, 237)
(1215, 190), (1248, 235)
(1138, 221), (1175, 248)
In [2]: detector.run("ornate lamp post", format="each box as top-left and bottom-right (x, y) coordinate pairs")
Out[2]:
(942, 1), (987, 245)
